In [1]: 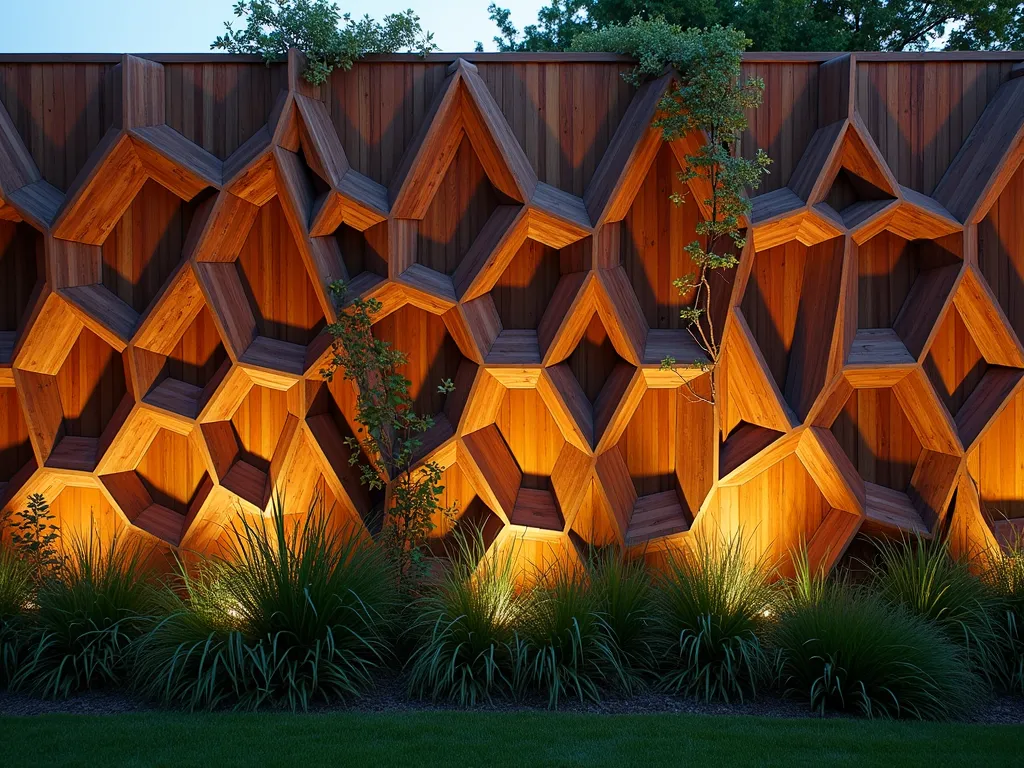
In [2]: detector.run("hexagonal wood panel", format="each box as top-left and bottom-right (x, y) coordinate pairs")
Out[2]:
(2, 50), (1023, 575)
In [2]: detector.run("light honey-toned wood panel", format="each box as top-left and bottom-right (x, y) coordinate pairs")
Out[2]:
(164, 304), (228, 388)
(617, 388), (678, 497)
(979, 163), (1024, 341)
(969, 387), (1024, 521)
(495, 387), (565, 489)
(924, 305), (989, 418)
(619, 143), (702, 330)
(49, 484), (124, 539)
(830, 387), (923, 491)
(416, 135), (504, 275)
(373, 304), (465, 417)
(135, 428), (209, 515)
(230, 384), (291, 470)
(699, 453), (831, 565)
(101, 179), (202, 314)
(54, 327), (127, 438)
(236, 196), (327, 346)
(0, 387), (32, 480)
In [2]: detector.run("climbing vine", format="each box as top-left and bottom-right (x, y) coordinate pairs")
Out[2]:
(574, 20), (771, 403)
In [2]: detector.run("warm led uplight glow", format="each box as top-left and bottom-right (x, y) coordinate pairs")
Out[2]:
(761, 608), (773, 619)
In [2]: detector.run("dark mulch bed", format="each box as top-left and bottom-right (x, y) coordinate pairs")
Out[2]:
(2, 673), (1023, 724)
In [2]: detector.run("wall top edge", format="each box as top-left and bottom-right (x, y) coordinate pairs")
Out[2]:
(0, 51), (1019, 65)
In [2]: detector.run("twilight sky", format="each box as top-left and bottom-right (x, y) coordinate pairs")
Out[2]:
(0, 0), (548, 53)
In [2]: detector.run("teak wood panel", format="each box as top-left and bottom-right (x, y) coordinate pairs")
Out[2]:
(2, 52), (1024, 575)
(101, 179), (200, 314)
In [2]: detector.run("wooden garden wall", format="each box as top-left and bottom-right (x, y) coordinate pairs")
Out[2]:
(0, 50), (1022, 573)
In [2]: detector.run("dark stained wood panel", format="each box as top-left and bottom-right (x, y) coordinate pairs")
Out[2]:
(742, 237), (844, 418)
(163, 62), (287, 160)
(0, 221), (42, 331)
(329, 61), (451, 187)
(979, 164), (1024, 341)
(567, 313), (623, 405)
(856, 60), (1016, 195)
(492, 238), (561, 329)
(0, 387), (32, 479)
(0, 62), (119, 191)
(741, 61), (820, 194)
(474, 61), (634, 196)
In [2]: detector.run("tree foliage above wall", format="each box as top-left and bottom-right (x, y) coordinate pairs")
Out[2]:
(486, 0), (1024, 52)
(212, 0), (436, 83)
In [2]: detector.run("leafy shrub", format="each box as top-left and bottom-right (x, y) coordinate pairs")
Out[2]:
(982, 536), (1024, 692)
(649, 534), (775, 702)
(407, 529), (521, 705)
(8, 493), (64, 579)
(774, 582), (979, 719)
(872, 535), (1002, 682)
(213, 0), (435, 84)
(514, 562), (628, 708)
(134, 499), (395, 711)
(586, 549), (653, 691)
(12, 530), (159, 698)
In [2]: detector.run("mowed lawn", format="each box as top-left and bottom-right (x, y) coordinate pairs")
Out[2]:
(1, 710), (1021, 767)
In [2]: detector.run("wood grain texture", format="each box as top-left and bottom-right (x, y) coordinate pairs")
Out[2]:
(2, 52), (1022, 571)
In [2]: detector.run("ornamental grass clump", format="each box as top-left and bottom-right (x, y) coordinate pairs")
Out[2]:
(982, 535), (1024, 692)
(871, 534), (1002, 683)
(12, 529), (160, 699)
(586, 549), (653, 692)
(0, 541), (33, 686)
(774, 577), (979, 720)
(133, 498), (395, 711)
(649, 533), (776, 702)
(407, 529), (522, 705)
(514, 561), (629, 708)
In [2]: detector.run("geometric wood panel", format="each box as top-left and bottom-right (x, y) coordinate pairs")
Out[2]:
(2, 50), (1024, 575)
